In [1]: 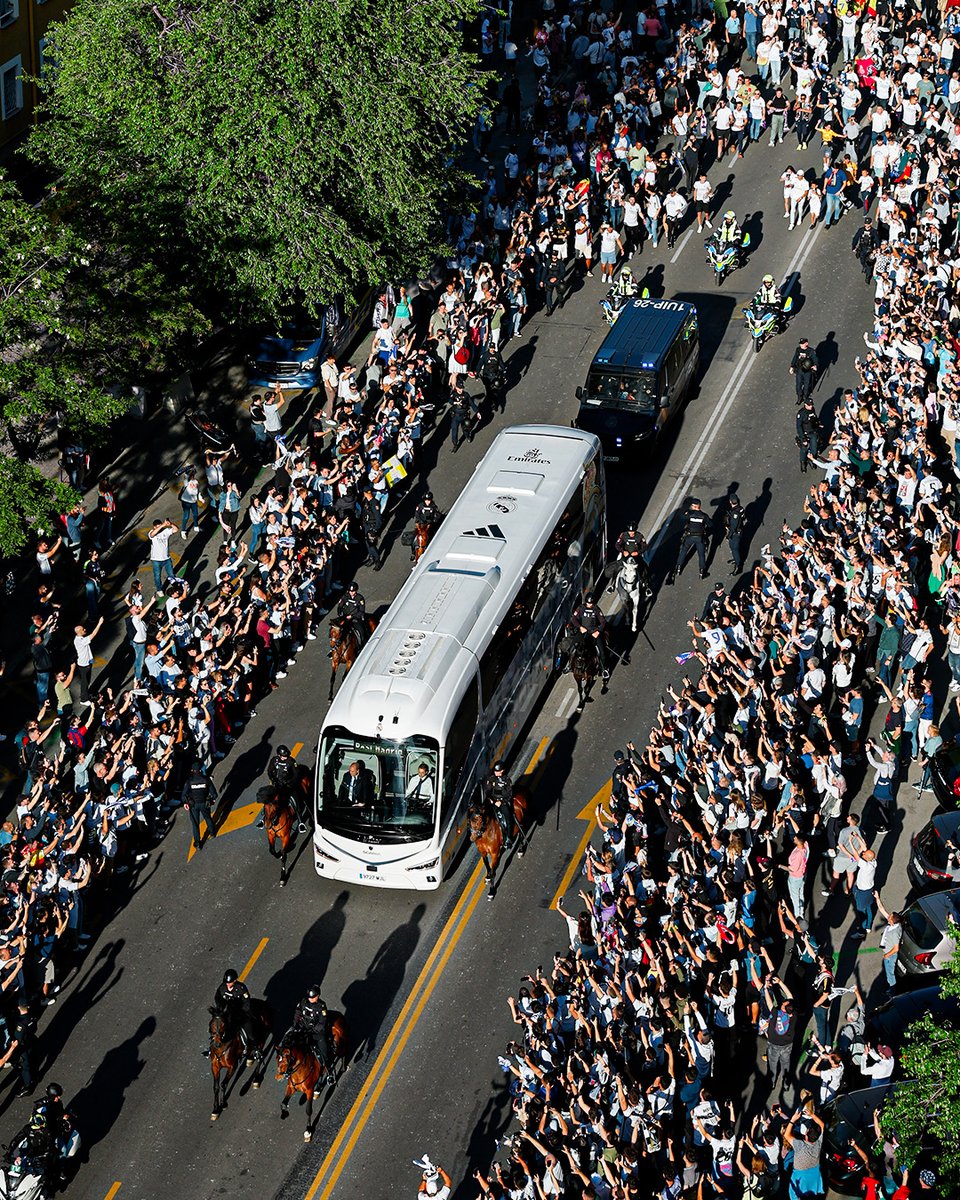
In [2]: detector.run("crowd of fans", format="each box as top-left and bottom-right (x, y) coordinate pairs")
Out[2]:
(467, 1), (960, 1199)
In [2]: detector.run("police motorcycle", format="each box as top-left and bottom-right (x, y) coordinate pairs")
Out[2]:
(743, 276), (794, 353)
(0, 1090), (80, 1200)
(704, 230), (750, 286)
(599, 271), (648, 327)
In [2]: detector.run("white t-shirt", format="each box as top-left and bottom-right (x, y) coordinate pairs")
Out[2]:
(74, 634), (93, 667)
(149, 528), (175, 562)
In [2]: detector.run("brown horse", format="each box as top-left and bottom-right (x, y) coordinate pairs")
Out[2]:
(569, 631), (605, 709)
(468, 786), (530, 900)
(328, 615), (378, 700)
(413, 522), (434, 563)
(275, 1012), (348, 1142)
(208, 999), (272, 1121)
(259, 781), (308, 886)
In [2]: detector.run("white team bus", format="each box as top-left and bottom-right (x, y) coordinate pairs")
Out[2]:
(313, 424), (606, 889)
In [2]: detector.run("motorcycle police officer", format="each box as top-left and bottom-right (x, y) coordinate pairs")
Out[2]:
(212, 969), (257, 1054)
(796, 399), (821, 473)
(571, 595), (610, 679)
(267, 744), (308, 834)
(336, 583), (368, 649)
(482, 761), (517, 847)
(790, 337), (817, 402)
(753, 274), (783, 324)
(411, 492), (444, 561)
(181, 761), (218, 851)
(668, 497), (710, 584)
(292, 986), (335, 1084)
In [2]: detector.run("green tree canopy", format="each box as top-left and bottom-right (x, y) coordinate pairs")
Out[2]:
(0, 169), (208, 555)
(879, 932), (960, 1190)
(32, 0), (483, 322)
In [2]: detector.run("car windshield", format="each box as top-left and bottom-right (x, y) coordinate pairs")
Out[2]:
(317, 727), (440, 845)
(584, 369), (658, 413)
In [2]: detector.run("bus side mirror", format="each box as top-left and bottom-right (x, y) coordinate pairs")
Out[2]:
(575, 386), (583, 400)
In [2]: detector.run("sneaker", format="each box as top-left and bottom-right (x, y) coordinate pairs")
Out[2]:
(705, 220), (713, 229)
(276, 671), (287, 680)
(135, 852), (149, 863)
(783, 212), (790, 219)
(820, 889), (832, 897)
(307, 633), (318, 641)
(586, 270), (594, 278)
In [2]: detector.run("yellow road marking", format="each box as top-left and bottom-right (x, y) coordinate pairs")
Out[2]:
(549, 780), (611, 910)
(104, 1184), (122, 1200)
(305, 862), (486, 1200)
(292, 741), (304, 758)
(239, 938), (269, 983)
(523, 736), (550, 776)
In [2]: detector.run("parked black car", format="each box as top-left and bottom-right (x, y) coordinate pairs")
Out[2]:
(930, 742), (960, 810)
(908, 813), (960, 893)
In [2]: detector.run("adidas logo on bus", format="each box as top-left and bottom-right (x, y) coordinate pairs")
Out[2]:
(461, 524), (505, 539)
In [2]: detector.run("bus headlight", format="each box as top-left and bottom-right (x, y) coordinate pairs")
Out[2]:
(407, 858), (439, 871)
(315, 846), (340, 862)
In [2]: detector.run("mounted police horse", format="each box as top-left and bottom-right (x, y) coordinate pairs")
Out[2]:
(467, 786), (531, 900)
(328, 615), (378, 700)
(208, 999), (272, 1121)
(614, 558), (652, 633)
(275, 1012), (348, 1142)
(258, 779), (309, 887)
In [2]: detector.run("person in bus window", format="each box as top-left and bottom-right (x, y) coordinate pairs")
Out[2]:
(338, 761), (374, 810)
(397, 763), (434, 820)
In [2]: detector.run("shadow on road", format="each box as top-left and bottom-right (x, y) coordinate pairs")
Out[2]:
(69, 1015), (157, 1156)
(263, 890), (350, 1017)
(341, 904), (425, 1060)
(451, 1077), (514, 1200)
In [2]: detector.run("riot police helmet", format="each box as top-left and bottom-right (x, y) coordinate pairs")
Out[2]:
(276, 744), (290, 757)
(223, 968), (239, 985)
(493, 761), (506, 774)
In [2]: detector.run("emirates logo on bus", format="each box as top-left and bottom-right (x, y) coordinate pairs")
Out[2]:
(507, 448), (551, 464)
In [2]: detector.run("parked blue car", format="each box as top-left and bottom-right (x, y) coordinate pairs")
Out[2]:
(247, 320), (327, 390)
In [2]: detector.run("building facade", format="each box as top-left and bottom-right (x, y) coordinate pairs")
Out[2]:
(0, 0), (72, 152)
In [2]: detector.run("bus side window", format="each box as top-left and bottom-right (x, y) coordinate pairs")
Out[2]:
(479, 613), (521, 704)
(443, 678), (479, 817)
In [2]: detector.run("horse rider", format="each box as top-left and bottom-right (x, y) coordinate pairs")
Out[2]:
(335, 582), (368, 650)
(291, 985), (335, 1084)
(411, 492), (444, 560)
(571, 595), (610, 680)
(482, 761), (517, 848)
(212, 969), (257, 1055)
(266, 743), (309, 834)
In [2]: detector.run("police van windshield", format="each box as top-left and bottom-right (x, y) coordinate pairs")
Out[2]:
(317, 726), (440, 844)
(584, 369), (658, 412)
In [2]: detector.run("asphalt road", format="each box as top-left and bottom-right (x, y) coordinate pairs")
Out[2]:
(0, 135), (913, 1200)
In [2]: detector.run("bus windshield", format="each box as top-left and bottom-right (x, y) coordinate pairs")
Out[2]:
(317, 727), (440, 844)
(584, 369), (658, 412)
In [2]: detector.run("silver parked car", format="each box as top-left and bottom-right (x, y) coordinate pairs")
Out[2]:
(908, 813), (960, 893)
(896, 887), (960, 979)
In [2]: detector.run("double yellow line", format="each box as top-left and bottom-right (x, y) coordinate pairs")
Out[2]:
(304, 859), (487, 1200)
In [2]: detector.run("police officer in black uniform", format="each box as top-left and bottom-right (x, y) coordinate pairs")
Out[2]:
(724, 492), (745, 575)
(615, 522), (646, 562)
(212, 969), (257, 1053)
(482, 761), (517, 847)
(571, 595), (610, 679)
(480, 348), (507, 414)
(292, 986), (335, 1083)
(411, 492), (444, 560)
(852, 216), (879, 281)
(181, 761), (218, 851)
(450, 385), (474, 453)
(702, 581), (727, 624)
(668, 497), (710, 584)
(267, 744), (308, 833)
(796, 399), (821, 473)
(789, 337), (817, 403)
(336, 583), (368, 648)
(360, 487), (384, 570)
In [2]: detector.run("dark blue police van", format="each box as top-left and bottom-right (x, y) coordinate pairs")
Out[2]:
(574, 297), (700, 462)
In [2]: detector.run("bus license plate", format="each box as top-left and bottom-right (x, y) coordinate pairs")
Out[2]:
(359, 871), (380, 882)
